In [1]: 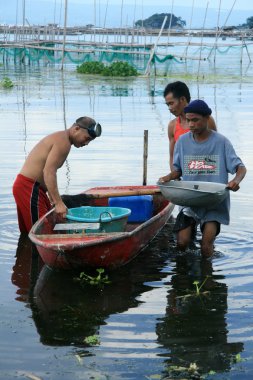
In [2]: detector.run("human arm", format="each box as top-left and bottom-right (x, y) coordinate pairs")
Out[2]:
(168, 121), (176, 171)
(227, 165), (247, 191)
(158, 169), (182, 184)
(43, 143), (70, 218)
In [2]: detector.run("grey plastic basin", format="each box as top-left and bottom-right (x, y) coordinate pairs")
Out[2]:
(158, 180), (229, 207)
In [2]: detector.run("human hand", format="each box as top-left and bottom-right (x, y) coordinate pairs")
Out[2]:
(226, 180), (240, 192)
(158, 175), (170, 184)
(54, 200), (68, 219)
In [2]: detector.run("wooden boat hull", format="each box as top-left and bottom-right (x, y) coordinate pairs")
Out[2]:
(29, 186), (174, 270)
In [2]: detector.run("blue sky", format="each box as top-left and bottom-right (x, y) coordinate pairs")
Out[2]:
(1, 0), (252, 28)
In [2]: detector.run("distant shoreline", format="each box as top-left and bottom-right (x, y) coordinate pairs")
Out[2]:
(0, 24), (252, 39)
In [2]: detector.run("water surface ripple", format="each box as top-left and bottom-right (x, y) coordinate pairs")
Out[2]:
(0, 65), (253, 380)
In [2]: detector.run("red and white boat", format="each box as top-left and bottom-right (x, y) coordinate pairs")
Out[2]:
(29, 185), (174, 270)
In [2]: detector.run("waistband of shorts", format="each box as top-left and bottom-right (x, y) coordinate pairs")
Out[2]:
(17, 173), (45, 191)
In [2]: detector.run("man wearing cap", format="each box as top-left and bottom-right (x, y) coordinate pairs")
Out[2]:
(13, 117), (102, 233)
(163, 81), (217, 170)
(159, 99), (246, 258)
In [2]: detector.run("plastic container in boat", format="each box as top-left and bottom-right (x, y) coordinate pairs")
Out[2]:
(66, 206), (131, 233)
(108, 195), (153, 222)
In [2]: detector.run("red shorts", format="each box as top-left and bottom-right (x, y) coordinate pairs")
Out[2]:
(13, 174), (52, 233)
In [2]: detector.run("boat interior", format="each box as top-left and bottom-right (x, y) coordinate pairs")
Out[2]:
(34, 190), (169, 237)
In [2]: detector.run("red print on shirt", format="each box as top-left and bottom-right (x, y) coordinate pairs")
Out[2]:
(188, 160), (216, 170)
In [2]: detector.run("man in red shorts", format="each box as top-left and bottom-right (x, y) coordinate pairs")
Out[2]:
(13, 117), (102, 233)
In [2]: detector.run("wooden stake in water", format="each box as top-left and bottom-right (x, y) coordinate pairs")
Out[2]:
(143, 130), (148, 186)
(61, 0), (68, 71)
(144, 15), (168, 76)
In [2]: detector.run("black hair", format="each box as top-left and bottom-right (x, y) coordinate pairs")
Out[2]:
(75, 117), (102, 138)
(163, 81), (191, 103)
(75, 116), (96, 129)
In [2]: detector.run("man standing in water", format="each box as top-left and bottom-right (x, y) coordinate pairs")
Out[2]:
(13, 117), (102, 233)
(159, 100), (246, 258)
(164, 81), (216, 170)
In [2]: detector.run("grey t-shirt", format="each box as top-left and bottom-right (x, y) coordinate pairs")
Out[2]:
(173, 130), (245, 225)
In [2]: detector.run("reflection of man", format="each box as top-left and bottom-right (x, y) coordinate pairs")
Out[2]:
(156, 255), (244, 376)
(11, 234), (43, 302)
(159, 100), (246, 258)
(12, 117), (102, 233)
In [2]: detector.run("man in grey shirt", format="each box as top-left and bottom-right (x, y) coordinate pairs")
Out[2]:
(159, 99), (246, 258)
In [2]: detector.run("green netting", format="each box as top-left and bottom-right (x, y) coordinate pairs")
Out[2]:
(216, 46), (239, 54)
(44, 50), (62, 63)
(193, 44), (244, 55)
(25, 48), (44, 61)
(153, 54), (181, 64)
(0, 42), (250, 75)
(65, 51), (91, 64)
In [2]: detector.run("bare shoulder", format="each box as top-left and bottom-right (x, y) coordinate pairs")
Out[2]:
(42, 131), (70, 150)
(46, 130), (68, 141)
(208, 116), (217, 131)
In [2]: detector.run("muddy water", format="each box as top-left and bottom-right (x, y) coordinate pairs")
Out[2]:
(1, 65), (253, 380)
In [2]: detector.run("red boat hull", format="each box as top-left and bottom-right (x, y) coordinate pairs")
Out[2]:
(29, 186), (174, 270)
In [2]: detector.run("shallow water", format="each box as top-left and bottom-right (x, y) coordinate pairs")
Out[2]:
(1, 64), (253, 379)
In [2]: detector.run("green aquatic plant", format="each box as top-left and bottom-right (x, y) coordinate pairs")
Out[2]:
(74, 268), (111, 287)
(0, 77), (14, 88)
(102, 61), (138, 77)
(176, 276), (210, 301)
(193, 276), (209, 296)
(77, 61), (105, 74)
(233, 353), (244, 363)
(166, 362), (200, 378)
(84, 334), (100, 345)
(76, 60), (138, 77)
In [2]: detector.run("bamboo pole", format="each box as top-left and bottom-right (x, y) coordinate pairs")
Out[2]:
(143, 130), (148, 186)
(101, 0), (109, 43)
(197, 2), (209, 81)
(207, 0), (236, 60)
(144, 15), (168, 76)
(184, 0), (195, 60)
(213, 0), (221, 63)
(119, 0), (124, 43)
(60, 0), (68, 71)
(243, 38), (252, 62)
(22, 0), (26, 41)
(166, 0), (174, 51)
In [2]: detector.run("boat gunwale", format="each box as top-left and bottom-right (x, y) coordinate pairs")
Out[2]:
(29, 202), (174, 250)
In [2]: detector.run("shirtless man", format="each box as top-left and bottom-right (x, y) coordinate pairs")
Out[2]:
(13, 117), (102, 233)
(164, 81), (217, 170)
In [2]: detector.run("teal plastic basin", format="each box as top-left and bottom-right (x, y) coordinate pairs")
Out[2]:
(66, 206), (131, 233)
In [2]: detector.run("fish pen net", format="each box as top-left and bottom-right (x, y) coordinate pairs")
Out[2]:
(0, 40), (252, 78)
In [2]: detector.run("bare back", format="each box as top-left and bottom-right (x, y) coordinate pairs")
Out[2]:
(20, 130), (71, 190)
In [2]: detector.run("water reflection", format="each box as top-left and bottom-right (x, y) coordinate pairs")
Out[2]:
(31, 266), (146, 347)
(156, 254), (244, 376)
(10, 222), (246, 377)
(11, 234), (43, 303)
(11, 223), (174, 350)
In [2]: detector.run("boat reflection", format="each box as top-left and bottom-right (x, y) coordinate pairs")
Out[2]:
(12, 222), (175, 348)
(156, 254), (244, 376)
(12, 225), (243, 376)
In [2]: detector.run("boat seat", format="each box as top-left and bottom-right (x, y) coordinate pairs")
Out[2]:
(54, 222), (100, 231)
